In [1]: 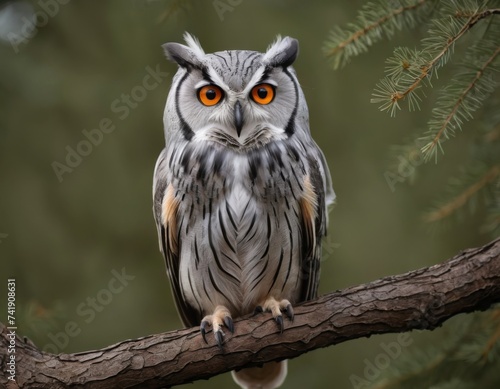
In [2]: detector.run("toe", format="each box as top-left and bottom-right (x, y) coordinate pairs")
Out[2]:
(199, 306), (233, 349)
(259, 297), (294, 332)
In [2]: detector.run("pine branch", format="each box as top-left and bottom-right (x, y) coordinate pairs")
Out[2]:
(421, 44), (500, 161)
(324, 0), (433, 69)
(2, 238), (500, 388)
(462, 7), (500, 26)
(372, 4), (499, 116)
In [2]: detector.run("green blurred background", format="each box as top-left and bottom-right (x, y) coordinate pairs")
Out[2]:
(0, 0), (493, 388)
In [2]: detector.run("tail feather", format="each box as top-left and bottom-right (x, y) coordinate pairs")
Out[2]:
(231, 361), (287, 389)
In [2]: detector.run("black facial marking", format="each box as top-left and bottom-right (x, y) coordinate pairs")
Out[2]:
(242, 52), (261, 78)
(283, 68), (298, 135)
(258, 66), (273, 84)
(214, 53), (229, 68)
(175, 71), (195, 141)
(201, 67), (213, 83)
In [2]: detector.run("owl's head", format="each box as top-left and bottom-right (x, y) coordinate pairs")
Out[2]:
(163, 33), (307, 150)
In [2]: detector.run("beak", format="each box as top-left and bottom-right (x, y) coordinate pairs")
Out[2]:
(234, 101), (244, 137)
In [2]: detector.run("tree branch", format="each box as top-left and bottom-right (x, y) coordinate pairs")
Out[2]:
(2, 237), (500, 388)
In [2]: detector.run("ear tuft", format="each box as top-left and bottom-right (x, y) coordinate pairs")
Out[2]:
(182, 32), (205, 58)
(162, 32), (205, 68)
(263, 36), (299, 68)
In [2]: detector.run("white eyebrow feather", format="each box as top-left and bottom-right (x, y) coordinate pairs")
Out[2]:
(207, 66), (229, 91)
(242, 66), (267, 94)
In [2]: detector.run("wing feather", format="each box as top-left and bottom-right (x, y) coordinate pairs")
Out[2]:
(153, 154), (200, 327)
(298, 153), (332, 301)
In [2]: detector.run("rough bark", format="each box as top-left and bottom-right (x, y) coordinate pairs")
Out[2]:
(1, 237), (499, 388)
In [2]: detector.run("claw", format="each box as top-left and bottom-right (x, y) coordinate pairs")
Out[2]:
(215, 330), (224, 350)
(253, 305), (263, 315)
(200, 320), (209, 344)
(258, 297), (294, 333)
(285, 304), (294, 321)
(275, 315), (284, 333)
(199, 305), (233, 349)
(224, 316), (234, 333)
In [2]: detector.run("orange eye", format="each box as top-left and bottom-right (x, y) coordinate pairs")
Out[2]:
(198, 85), (223, 106)
(251, 84), (275, 105)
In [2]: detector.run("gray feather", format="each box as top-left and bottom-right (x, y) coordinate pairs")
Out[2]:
(153, 34), (335, 326)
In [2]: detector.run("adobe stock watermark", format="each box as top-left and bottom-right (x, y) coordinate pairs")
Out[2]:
(213, 0), (242, 21)
(349, 333), (413, 388)
(349, 293), (446, 388)
(383, 137), (427, 193)
(51, 64), (168, 182)
(2, 0), (71, 54)
(42, 267), (135, 354)
(299, 235), (340, 283)
(322, 234), (340, 263)
(383, 137), (451, 193)
(0, 233), (8, 243)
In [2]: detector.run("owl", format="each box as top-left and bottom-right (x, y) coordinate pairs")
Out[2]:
(153, 33), (335, 389)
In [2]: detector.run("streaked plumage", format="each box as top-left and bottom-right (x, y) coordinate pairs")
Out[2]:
(153, 33), (334, 389)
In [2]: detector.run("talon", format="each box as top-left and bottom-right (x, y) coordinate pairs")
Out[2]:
(254, 305), (263, 315)
(199, 305), (233, 349)
(285, 304), (294, 321)
(275, 315), (284, 333)
(224, 316), (234, 333)
(258, 297), (294, 333)
(200, 320), (209, 344)
(215, 330), (224, 350)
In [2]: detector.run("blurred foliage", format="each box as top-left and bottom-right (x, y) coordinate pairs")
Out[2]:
(326, 0), (500, 388)
(0, 1), (497, 388)
(325, 0), (500, 235)
(368, 308), (500, 389)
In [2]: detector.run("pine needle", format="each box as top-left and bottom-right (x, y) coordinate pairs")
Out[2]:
(373, 3), (498, 117)
(327, 0), (499, 234)
(323, 0), (434, 69)
(421, 44), (500, 161)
